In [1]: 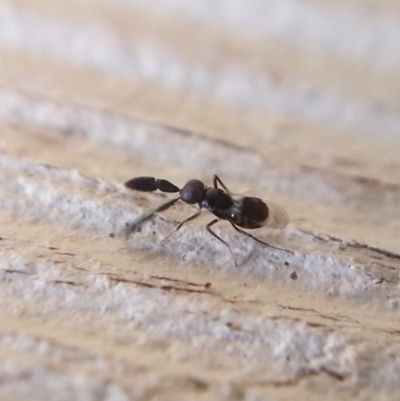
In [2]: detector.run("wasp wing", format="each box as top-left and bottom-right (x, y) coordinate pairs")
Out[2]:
(232, 196), (289, 230)
(262, 201), (290, 229)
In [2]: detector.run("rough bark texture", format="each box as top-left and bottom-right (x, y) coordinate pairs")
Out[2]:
(1, 1), (400, 400)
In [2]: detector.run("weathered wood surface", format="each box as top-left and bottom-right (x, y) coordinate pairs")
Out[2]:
(1, 1), (400, 400)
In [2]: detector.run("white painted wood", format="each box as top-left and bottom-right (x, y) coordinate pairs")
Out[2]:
(0, 1), (400, 400)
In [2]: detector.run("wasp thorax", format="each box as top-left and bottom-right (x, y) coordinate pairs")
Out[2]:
(180, 179), (205, 204)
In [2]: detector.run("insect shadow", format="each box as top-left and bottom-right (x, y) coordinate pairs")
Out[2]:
(124, 174), (293, 266)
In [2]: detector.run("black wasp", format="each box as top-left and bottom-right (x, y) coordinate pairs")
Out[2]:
(124, 175), (293, 265)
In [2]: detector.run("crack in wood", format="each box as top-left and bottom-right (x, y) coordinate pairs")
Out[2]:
(159, 122), (259, 156)
(300, 229), (400, 264)
(48, 280), (82, 287)
(276, 304), (361, 325)
(54, 252), (76, 257)
(3, 269), (32, 275)
(150, 274), (210, 288)
(241, 365), (349, 389)
(159, 285), (208, 294)
(109, 276), (210, 294)
(350, 241), (400, 261)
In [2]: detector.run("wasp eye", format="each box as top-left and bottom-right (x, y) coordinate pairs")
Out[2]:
(231, 213), (239, 222)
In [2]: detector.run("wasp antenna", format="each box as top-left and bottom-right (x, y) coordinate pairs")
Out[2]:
(156, 179), (180, 193)
(125, 176), (158, 191)
(125, 177), (179, 193)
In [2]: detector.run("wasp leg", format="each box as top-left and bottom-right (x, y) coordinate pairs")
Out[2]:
(230, 223), (294, 255)
(161, 210), (202, 243)
(206, 219), (238, 267)
(213, 175), (231, 192)
(124, 197), (181, 238)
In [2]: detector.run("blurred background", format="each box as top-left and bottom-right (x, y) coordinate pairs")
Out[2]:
(1, 0), (400, 247)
